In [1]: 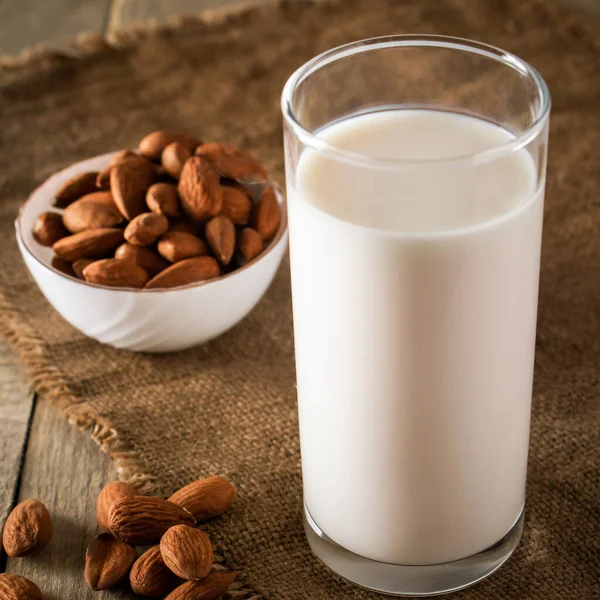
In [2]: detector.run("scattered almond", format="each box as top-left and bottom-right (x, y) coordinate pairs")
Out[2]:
(145, 256), (220, 289)
(96, 481), (137, 532)
(158, 232), (208, 263)
(160, 525), (213, 581)
(2, 499), (53, 557)
(220, 186), (252, 225)
(111, 157), (156, 220)
(108, 496), (195, 545)
(195, 142), (267, 183)
(139, 132), (201, 161)
(251, 185), (281, 242)
(54, 171), (99, 208)
(205, 215), (235, 265)
(62, 191), (124, 233)
(52, 228), (124, 262)
(84, 533), (137, 591)
(0, 573), (43, 600)
(236, 227), (264, 265)
(162, 142), (191, 179)
(147, 182), (179, 217)
(130, 545), (179, 597)
(168, 476), (236, 522)
(115, 243), (170, 277)
(178, 157), (223, 222)
(164, 572), (236, 600)
(125, 213), (169, 246)
(33, 211), (68, 246)
(83, 259), (149, 289)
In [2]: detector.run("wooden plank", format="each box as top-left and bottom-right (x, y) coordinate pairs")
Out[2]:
(0, 0), (113, 56)
(0, 342), (35, 534)
(4, 398), (132, 598)
(108, 0), (261, 30)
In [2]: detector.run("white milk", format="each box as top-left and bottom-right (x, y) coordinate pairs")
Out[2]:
(287, 110), (544, 565)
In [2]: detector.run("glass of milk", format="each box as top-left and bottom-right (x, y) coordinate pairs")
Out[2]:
(281, 36), (550, 596)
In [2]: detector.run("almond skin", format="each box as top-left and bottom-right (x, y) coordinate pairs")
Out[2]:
(251, 185), (281, 242)
(160, 525), (213, 581)
(111, 157), (156, 220)
(195, 142), (267, 183)
(236, 227), (263, 266)
(51, 256), (75, 277)
(62, 191), (123, 233)
(125, 213), (169, 246)
(205, 215), (235, 265)
(54, 171), (99, 208)
(84, 533), (137, 591)
(108, 496), (195, 545)
(158, 232), (208, 263)
(96, 481), (136, 532)
(139, 132), (201, 161)
(33, 211), (68, 246)
(2, 499), (53, 557)
(162, 142), (191, 179)
(130, 545), (179, 597)
(164, 572), (236, 600)
(72, 258), (96, 280)
(83, 259), (149, 289)
(178, 157), (223, 222)
(145, 256), (220, 290)
(168, 476), (235, 522)
(220, 186), (252, 225)
(52, 228), (124, 262)
(0, 574), (43, 600)
(115, 243), (170, 277)
(147, 182), (179, 217)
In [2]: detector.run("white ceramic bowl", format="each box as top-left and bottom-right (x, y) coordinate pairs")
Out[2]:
(16, 152), (288, 352)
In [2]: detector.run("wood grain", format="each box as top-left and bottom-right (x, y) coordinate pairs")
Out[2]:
(3, 399), (133, 599)
(0, 0), (113, 56)
(0, 342), (34, 532)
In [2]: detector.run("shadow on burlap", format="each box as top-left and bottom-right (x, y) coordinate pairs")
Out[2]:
(0, 1), (598, 598)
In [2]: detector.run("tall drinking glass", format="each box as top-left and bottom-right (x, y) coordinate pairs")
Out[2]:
(281, 36), (550, 596)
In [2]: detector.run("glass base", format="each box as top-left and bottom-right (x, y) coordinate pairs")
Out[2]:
(304, 504), (524, 597)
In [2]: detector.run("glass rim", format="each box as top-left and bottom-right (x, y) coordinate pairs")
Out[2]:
(281, 35), (551, 169)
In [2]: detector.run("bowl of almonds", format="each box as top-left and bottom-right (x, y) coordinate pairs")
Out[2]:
(15, 132), (287, 352)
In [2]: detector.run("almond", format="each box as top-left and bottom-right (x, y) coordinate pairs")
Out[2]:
(147, 182), (179, 217)
(164, 572), (236, 600)
(0, 574), (43, 600)
(108, 496), (195, 545)
(84, 533), (137, 591)
(130, 545), (179, 597)
(236, 227), (263, 265)
(125, 213), (169, 246)
(72, 258), (96, 280)
(178, 157), (223, 222)
(251, 185), (281, 242)
(145, 257), (220, 290)
(54, 171), (99, 208)
(158, 232), (208, 263)
(168, 476), (236, 522)
(2, 499), (53, 557)
(96, 152), (138, 190)
(33, 211), (68, 246)
(220, 185), (252, 225)
(111, 157), (156, 220)
(162, 142), (191, 179)
(160, 525), (213, 581)
(195, 142), (267, 183)
(139, 131), (201, 161)
(205, 215), (235, 265)
(115, 243), (170, 277)
(53, 228), (124, 262)
(62, 191), (124, 233)
(168, 220), (198, 235)
(51, 256), (75, 277)
(96, 481), (136, 532)
(83, 259), (149, 289)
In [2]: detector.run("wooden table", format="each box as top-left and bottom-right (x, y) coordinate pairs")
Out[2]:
(1, 0), (598, 597)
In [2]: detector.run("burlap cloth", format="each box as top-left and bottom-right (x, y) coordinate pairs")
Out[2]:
(1, 0), (598, 598)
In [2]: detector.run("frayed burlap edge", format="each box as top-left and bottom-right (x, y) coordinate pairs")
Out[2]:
(0, 1), (595, 598)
